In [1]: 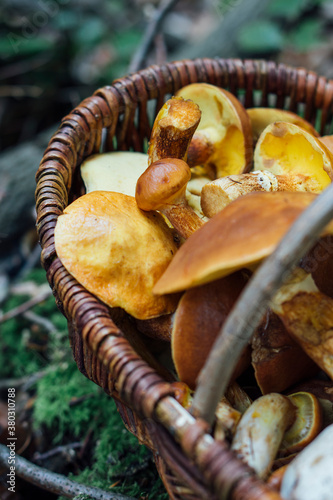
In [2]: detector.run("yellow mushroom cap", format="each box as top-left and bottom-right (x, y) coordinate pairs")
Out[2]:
(55, 191), (180, 319)
(176, 83), (253, 177)
(153, 191), (333, 295)
(254, 121), (333, 192)
(247, 108), (319, 143)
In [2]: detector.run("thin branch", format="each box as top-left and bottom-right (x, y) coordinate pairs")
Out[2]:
(0, 369), (47, 391)
(128, 0), (180, 74)
(191, 182), (333, 424)
(23, 310), (57, 333)
(0, 288), (52, 324)
(33, 442), (82, 463)
(0, 444), (136, 500)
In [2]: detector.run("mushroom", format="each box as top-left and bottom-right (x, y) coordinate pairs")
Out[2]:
(278, 391), (323, 458)
(171, 271), (251, 391)
(270, 267), (333, 380)
(148, 96), (201, 166)
(201, 121), (333, 218)
(80, 151), (149, 197)
(289, 379), (333, 429)
(54, 191), (180, 320)
(154, 191), (329, 295)
(318, 134), (333, 154)
(280, 424), (333, 500)
(135, 157), (205, 239)
(254, 121), (333, 187)
(251, 309), (319, 395)
(175, 83), (253, 178)
(247, 107), (319, 144)
(231, 393), (296, 479)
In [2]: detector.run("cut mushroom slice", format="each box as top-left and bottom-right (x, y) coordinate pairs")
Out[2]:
(270, 267), (333, 380)
(176, 83), (253, 178)
(80, 151), (149, 197)
(247, 107), (319, 144)
(171, 271), (251, 390)
(254, 121), (333, 190)
(252, 309), (319, 395)
(148, 96), (201, 166)
(231, 393), (296, 479)
(280, 424), (333, 500)
(54, 191), (180, 320)
(136, 158), (205, 239)
(154, 191), (333, 295)
(279, 391), (323, 457)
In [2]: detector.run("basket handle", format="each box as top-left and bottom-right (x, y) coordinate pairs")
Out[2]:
(191, 182), (333, 424)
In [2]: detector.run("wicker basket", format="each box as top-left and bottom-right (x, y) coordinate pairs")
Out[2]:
(35, 58), (333, 500)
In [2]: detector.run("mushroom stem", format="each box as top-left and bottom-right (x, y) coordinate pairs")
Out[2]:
(162, 202), (204, 239)
(148, 96), (201, 166)
(136, 158), (205, 239)
(231, 393), (296, 479)
(201, 171), (322, 217)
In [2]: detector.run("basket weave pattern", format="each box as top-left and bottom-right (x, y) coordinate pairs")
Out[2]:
(36, 58), (333, 500)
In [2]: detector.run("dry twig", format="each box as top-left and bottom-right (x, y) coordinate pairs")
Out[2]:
(129, 0), (180, 73)
(0, 288), (52, 324)
(0, 444), (136, 500)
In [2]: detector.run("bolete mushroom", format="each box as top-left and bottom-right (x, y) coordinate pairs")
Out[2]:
(251, 309), (319, 395)
(171, 271), (251, 391)
(175, 83), (253, 178)
(278, 391), (323, 458)
(154, 191), (331, 295)
(54, 191), (180, 320)
(270, 267), (333, 380)
(231, 393), (296, 479)
(80, 151), (149, 197)
(136, 157), (205, 239)
(201, 121), (333, 217)
(247, 107), (319, 144)
(254, 121), (333, 188)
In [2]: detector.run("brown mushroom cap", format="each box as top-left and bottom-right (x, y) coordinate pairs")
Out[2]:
(54, 191), (180, 320)
(154, 191), (333, 295)
(252, 310), (319, 395)
(135, 158), (191, 211)
(171, 271), (251, 390)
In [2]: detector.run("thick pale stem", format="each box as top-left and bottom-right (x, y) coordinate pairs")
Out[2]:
(231, 394), (296, 479)
(201, 171), (322, 218)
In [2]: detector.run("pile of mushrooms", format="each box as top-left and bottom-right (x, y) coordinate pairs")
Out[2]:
(54, 84), (333, 498)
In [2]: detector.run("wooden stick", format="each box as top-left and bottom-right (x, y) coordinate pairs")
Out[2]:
(0, 444), (135, 500)
(128, 0), (180, 73)
(191, 182), (333, 425)
(0, 288), (52, 323)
